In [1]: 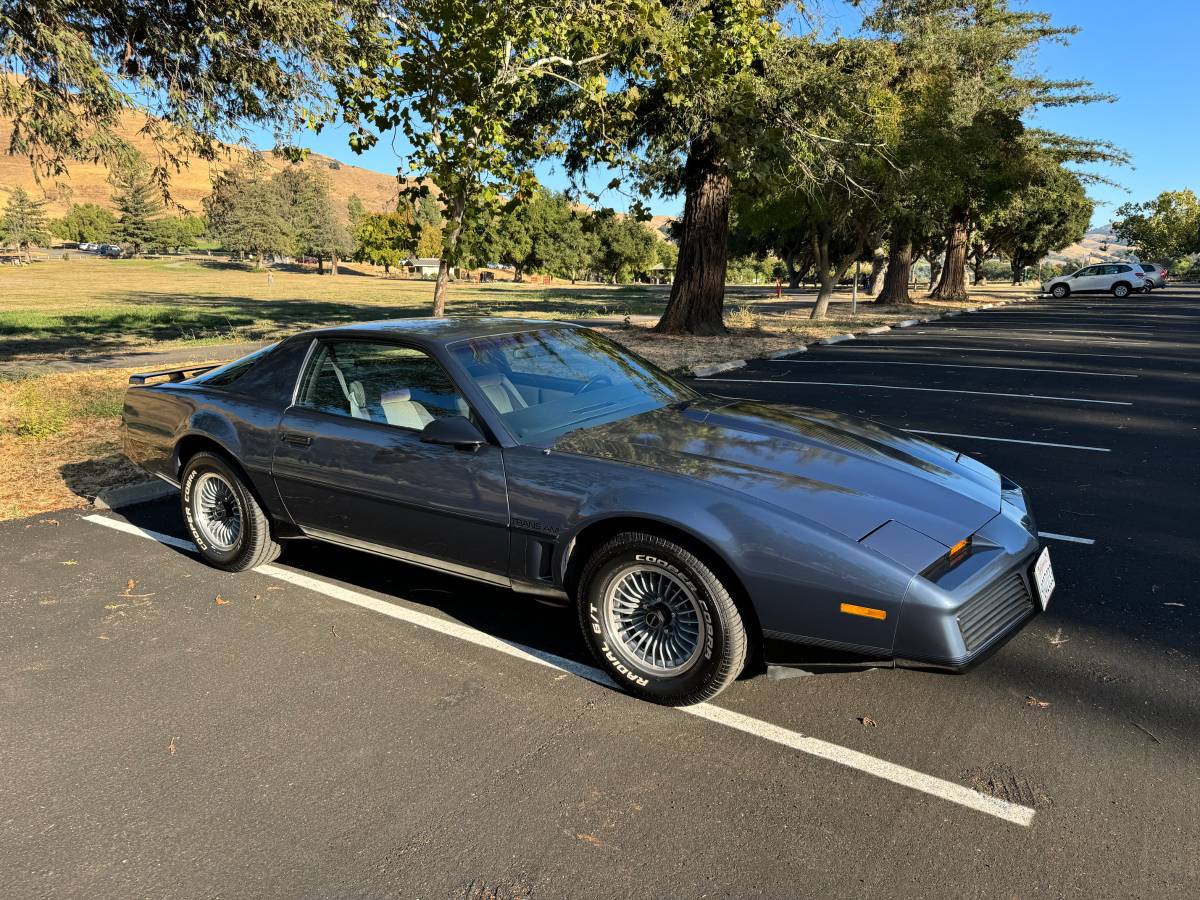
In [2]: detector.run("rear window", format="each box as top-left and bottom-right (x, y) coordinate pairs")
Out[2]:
(1140, 263), (1158, 271)
(190, 344), (277, 388)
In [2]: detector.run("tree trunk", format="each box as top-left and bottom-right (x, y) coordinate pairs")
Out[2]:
(432, 191), (466, 317)
(254, 251), (263, 270)
(654, 137), (731, 335)
(930, 207), (970, 300)
(875, 223), (913, 306)
(513, 265), (523, 283)
(331, 254), (339, 276)
(784, 248), (801, 289)
(867, 249), (887, 295)
(810, 227), (855, 320)
(317, 256), (325, 275)
(928, 254), (942, 290)
(1011, 256), (1024, 285)
(971, 243), (986, 285)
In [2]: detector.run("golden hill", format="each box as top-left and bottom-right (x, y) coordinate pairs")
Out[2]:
(0, 110), (407, 219)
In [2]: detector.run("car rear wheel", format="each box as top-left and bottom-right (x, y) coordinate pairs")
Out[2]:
(1112, 282), (1131, 298)
(577, 532), (747, 705)
(181, 451), (280, 572)
(1051, 284), (1069, 298)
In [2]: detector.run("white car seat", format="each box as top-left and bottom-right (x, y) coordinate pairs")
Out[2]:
(381, 388), (435, 430)
(475, 372), (528, 414)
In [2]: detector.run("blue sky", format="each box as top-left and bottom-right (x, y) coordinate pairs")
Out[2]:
(256, 1), (1198, 227)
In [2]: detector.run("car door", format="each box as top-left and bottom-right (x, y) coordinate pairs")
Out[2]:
(1070, 265), (1102, 292)
(271, 338), (510, 585)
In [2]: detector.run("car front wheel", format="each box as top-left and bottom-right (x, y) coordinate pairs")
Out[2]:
(1051, 284), (1069, 298)
(577, 532), (748, 705)
(1112, 282), (1131, 298)
(181, 451), (281, 572)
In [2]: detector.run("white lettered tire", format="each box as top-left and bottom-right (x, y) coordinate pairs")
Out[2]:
(181, 451), (280, 572)
(577, 532), (747, 705)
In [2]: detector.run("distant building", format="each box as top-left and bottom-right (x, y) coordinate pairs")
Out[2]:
(405, 257), (450, 278)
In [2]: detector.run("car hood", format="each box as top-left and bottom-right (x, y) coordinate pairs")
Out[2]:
(552, 398), (1000, 547)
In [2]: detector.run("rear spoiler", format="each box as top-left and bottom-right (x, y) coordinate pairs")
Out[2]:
(128, 364), (220, 385)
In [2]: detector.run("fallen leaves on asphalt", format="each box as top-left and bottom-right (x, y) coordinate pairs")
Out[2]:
(215, 595), (229, 606)
(61, 560), (77, 566)
(167, 737), (177, 756)
(1025, 696), (1051, 709)
(858, 716), (878, 727)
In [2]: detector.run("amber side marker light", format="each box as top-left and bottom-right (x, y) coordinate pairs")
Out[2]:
(840, 602), (887, 620)
(949, 537), (971, 558)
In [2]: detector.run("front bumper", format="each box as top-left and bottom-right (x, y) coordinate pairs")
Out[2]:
(893, 484), (1044, 670)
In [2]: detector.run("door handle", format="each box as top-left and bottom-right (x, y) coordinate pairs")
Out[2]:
(281, 432), (312, 447)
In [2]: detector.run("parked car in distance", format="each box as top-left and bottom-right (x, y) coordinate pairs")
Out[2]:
(99, 244), (124, 258)
(1136, 262), (1168, 290)
(121, 319), (1054, 705)
(78, 242), (95, 252)
(1042, 263), (1147, 298)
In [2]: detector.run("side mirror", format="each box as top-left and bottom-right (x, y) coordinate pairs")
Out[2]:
(420, 415), (486, 451)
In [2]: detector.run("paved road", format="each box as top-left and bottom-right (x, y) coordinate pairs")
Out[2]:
(2, 289), (1197, 898)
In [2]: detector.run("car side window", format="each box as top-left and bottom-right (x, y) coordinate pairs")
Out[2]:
(1075, 266), (1096, 277)
(1116, 265), (1132, 273)
(296, 340), (469, 431)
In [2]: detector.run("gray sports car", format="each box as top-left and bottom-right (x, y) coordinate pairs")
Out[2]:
(122, 318), (1054, 705)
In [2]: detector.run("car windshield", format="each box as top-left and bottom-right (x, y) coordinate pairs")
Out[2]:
(449, 328), (699, 443)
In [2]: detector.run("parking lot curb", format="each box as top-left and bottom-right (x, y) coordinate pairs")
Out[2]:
(765, 346), (807, 359)
(863, 325), (891, 334)
(819, 333), (855, 345)
(691, 359), (747, 378)
(895, 318), (920, 328)
(93, 480), (178, 511)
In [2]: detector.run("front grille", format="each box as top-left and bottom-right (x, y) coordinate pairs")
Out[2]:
(957, 573), (1034, 652)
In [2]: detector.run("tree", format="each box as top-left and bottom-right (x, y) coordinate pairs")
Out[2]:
(1112, 190), (1200, 265)
(150, 215), (206, 252)
(978, 159), (1092, 283)
(560, 0), (779, 334)
(865, 0), (1120, 302)
(346, 194), (367, 229)
(354, 211), (416, 275)
(414, 196), (445, 259)
(587, 210), (659, 283)
(0, 187), (49, 260)
(50, 203), (117, 243)
(204, 161), (291, 266)
(272, 167), (353, 273)
(336, 0), (623, 315)
(110, 158), (164, 255)
(479, 189), (594, 281)
(1, 1), (379, 194)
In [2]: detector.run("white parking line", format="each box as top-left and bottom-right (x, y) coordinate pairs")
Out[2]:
(912, 332), (1151, 346)
(904, 430), (1111, 453)
(1038, 531), (1096, 545)
(80, 513), (1036, 828)
(833, 345), (1146, 361)
(702, 378), (1133, 406)
(770, 359), (1137, 378)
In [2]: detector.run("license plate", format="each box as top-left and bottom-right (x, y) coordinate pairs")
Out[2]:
(1033, 547), (1055, 609)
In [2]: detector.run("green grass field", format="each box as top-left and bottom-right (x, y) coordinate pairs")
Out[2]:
(0, 256), (665, 360)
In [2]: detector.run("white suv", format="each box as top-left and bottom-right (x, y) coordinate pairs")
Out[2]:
(1042, 263), (1147, 299)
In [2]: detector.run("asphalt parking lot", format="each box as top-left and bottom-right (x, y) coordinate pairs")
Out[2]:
(3, 288), (1198, 898)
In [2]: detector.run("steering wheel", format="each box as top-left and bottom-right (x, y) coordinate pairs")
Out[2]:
(574, 374), (613, 396)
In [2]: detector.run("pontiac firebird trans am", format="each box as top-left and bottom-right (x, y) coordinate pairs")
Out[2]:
(122, 318), (1055, 705)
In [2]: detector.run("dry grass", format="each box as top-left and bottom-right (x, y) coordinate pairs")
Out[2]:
(0, 365), (217, 519)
